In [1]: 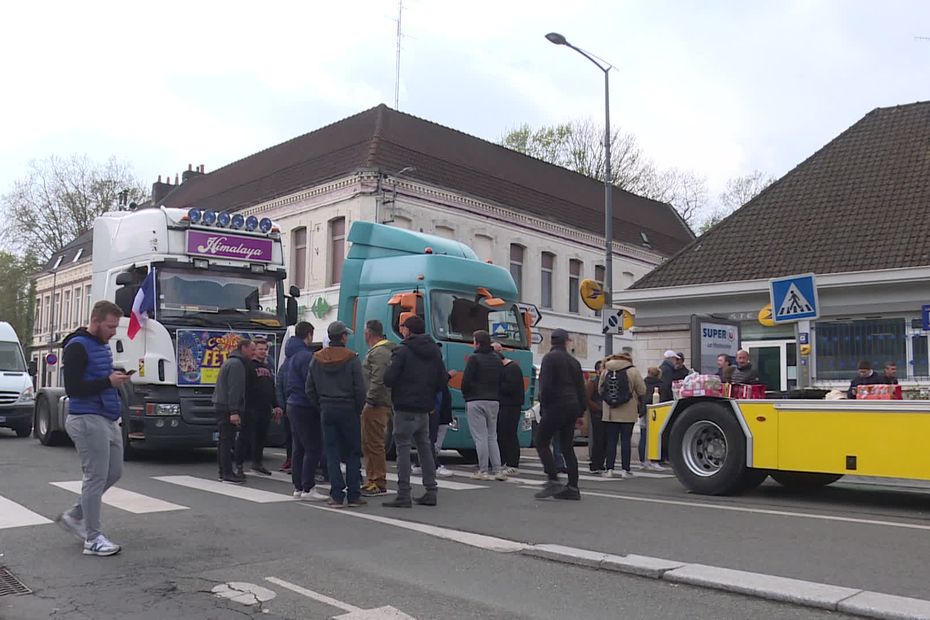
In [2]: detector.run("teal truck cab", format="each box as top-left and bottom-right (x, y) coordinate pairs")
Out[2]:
(338, 222), (539, 456)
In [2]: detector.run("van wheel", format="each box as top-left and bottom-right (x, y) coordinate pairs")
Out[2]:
(669, 401), (748, 495)
(14, 422), (33, 438)
(121, 419), (139, 461)
(771, 471), (843, 489)
(36, 396), (65, 446)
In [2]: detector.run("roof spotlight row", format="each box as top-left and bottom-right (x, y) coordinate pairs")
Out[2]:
(187, 208), (272, 233)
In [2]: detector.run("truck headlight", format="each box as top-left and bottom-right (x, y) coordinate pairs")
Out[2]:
(16, 387), (34, 403)
(145, 403), (181, 416)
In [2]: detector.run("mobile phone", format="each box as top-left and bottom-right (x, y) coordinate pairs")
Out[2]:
(125, 369), (137, 376)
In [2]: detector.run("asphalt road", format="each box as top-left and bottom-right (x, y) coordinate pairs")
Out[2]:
(5, 427), (926, 619)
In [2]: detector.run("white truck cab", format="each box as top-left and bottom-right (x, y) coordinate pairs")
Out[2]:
(0, 321), (36, 437)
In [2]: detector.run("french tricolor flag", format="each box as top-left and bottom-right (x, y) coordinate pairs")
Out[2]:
(127, 267), (156, 340)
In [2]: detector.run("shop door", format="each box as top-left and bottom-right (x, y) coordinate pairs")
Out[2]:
(741, 340), (797, 392)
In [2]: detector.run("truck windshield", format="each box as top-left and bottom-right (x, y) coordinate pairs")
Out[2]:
(430, 291), (528, 349)
(158, 268), (282, 324)
(0, 342), (26, 372)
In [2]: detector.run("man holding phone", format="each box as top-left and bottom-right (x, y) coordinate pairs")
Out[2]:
(55, 301), (132, 557)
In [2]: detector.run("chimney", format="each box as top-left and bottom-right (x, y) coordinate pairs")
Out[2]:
(182, 162), (205, 183)
(151, 175), (173, 204)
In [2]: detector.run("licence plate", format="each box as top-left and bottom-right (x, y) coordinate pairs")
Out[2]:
(212, 431), (219, 442)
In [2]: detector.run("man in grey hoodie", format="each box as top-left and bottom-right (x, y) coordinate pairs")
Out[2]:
(212, 338), (255, 484)
(306, 321), (367, 508)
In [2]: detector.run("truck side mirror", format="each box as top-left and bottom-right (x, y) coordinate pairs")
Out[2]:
(286, 297), (298, 326)
(27, 360), (37, 377)
(116, 272), (134, 286)
(289, 285), (301, 298)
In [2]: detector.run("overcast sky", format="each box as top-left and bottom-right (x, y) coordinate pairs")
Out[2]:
(2, 0), (929, 217)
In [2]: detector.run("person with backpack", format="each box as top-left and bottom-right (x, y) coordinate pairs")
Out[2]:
(599, 352), (646, 478)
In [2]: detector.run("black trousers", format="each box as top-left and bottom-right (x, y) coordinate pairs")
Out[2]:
(588, 411), (607, 471)
(497, 404), (521, 468)
(534, 407), (579, 487)
(235, 408), (272, 467)
(283, 413), (292, 460)
(216, 409), (237, 477)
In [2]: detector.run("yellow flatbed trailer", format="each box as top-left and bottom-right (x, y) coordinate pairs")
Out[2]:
(647, 397), (930, 495)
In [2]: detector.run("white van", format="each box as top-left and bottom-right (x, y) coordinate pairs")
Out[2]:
(0, 321), (35, 437)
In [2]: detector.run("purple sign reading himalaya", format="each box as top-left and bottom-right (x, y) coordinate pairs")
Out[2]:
(186, 230), (273, 263)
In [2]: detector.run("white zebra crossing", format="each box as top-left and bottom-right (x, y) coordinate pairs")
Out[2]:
(50, 481), (188, 513)
(153, 475), (294, 503)
(0, 495), (52, 529)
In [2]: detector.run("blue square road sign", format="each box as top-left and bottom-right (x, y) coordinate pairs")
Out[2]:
(769, 273), (819, 323)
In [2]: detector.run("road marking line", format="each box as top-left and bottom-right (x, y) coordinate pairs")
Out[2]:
(582, 490), (930, 532)
(384, 472), (485, 490)
(0, 495), (52, 529)
(300, 503), (527, 552)
(50, 481), (188, 513)
(153, 475), (292, 503)
(265, 576), (362, 613)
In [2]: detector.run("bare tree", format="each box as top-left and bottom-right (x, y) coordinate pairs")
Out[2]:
(699, 170), (775, 234)
(501, 120), (707, 226)
(1, 155), (147, 260)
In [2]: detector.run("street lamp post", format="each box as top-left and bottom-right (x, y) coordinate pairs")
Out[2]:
(546, 32), (615, 357)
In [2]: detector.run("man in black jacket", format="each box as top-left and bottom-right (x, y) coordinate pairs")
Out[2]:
(306, 321), (366, 508)
(847, 360), (885, 399)
(382, 315), (448, 508)
(659, 350), (690, 401)
(730, 350), (761, 384)
(493, 341), (525, 475)
(235, 339), (282, 476)
(534, 329), (587, 501)
(213, 338), (255, 484)
(462, 330), (505, 480)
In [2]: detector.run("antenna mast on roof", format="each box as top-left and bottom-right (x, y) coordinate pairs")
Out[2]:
(394, 0), (404, 109)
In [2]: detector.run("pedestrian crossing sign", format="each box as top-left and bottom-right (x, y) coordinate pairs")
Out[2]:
(769, 273), (819, 323)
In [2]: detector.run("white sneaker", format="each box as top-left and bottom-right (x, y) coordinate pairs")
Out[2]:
(648, 462), (668, 471)
(494, 470), (508, 481)
(83, 534), (121, 557)
(471, 471), (491, 481)
(301, 489), (329, 502)
(411, 465), (423, 475)
(436, 465), (454, 478)
(505, 467), (520, 476)
(56, 512), (87, 542)
(620, 470), (634, 479)
(293, 490), (302, 499)
(602, 469), (614, 478)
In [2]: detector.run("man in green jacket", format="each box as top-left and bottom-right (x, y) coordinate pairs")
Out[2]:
(361, 320), (397, 496)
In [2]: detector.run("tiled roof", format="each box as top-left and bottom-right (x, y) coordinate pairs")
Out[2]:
(41, 229), (93, 273)
(162, 105), (694, 257)
(632, 101), (930, 289)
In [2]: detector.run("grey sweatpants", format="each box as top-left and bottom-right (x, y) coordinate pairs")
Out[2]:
(65, 414), (123, 541)
(466, 400), (502, 474)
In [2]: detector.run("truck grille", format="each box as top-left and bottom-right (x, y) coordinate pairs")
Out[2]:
(0, 391), (19, 405)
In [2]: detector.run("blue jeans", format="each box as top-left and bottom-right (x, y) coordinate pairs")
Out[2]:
(552, 436), (566, 470)
(605, 422), (635, 472)
(322, 405), (362, 502)
(638, 422), (647, 463)
(289, 405), (322, 493)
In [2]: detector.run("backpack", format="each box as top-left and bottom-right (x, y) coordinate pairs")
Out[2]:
(601, 368), (632, 407)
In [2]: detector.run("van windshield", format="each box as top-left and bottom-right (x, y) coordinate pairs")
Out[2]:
(0, 342), (26, 372)
(430, 291), (528, 349)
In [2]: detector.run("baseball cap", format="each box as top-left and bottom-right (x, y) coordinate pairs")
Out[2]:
(551, 328), (571, 345)
(676, 352), (685, 361)
(663, 350), (678, 359)
(327, 320), (353, 339)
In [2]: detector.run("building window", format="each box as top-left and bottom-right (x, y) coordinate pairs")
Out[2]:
(74, 287), (82, 328)
(34, 299), (41, 334)
(43, 296), (50, 332)
(594, 264), (605, 317)
(509, 244), (524, 296)
(63, 290), (71, 328)
(330, 217), (346, 285)
(569, 259), (582, 314)
(86, 288), (91, 322)
(291, 227), (307, 289)
(73, 248), (83, 263)
(53, 292), (60, 336)
(540, 252), (554, 309)
(473, 234), (493, 263)
(815, 318), (907, 381)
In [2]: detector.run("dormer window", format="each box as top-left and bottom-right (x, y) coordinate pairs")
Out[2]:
(640, 232), (651, 247)
(52, 255), (63, 269)
(73, 248), (83, 262)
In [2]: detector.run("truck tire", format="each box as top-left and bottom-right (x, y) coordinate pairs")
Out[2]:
(770, 471), (843, 489)
(120, 418), (139, 461)
(735, 468), (769, 493)
(35, 395), (66, 446)
(14, 422), (33, 438)
(669, 401), (749, 495)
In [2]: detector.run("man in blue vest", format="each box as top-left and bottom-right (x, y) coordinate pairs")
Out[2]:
(55, 300), (132, 557)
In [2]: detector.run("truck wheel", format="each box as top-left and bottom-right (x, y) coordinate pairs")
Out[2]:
(121, 419), (139, 461)
(770, 471), (843, 489)
(14, 422), (33, 438)
(36, 396), (65, 446)
(669, 402), (748, 495)
(735, 468), (769, 493)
